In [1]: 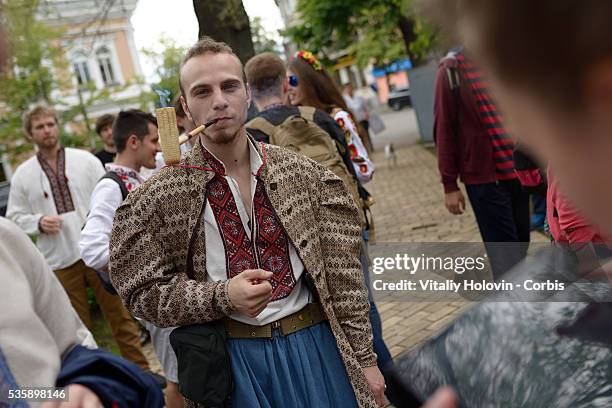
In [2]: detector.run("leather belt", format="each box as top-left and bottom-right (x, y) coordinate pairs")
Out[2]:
(224, 303), (326, 339)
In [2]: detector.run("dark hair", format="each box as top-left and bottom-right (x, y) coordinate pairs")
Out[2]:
(179, 36), (243, 97)
(112, 110), (157, 153)
(245, 52), (286, 100)
(427, 0), (612, 110)
(287, 57), (351, 115)
(95, 114), (115, 135)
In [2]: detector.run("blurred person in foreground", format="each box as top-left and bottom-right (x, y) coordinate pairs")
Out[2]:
(0, 217), (164, 408)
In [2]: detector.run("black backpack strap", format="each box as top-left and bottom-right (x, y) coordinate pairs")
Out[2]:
(101, 171), (129, 201)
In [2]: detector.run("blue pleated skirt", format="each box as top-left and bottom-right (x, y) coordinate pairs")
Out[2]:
(227, 322), (359, 408)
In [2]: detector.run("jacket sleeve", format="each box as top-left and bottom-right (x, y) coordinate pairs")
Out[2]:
(109, 186), (235, 327)
(433, 62), (461, 193)
(334, 110), (375, 184)
(315, 166), (377, 367)
(315, 110), (360, 181)
(6, 171), (43, 236)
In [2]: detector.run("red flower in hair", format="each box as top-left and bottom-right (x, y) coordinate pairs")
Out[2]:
(295, 50), (323, 71)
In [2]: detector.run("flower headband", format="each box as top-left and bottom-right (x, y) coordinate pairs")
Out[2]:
(295, 50), (323, 71)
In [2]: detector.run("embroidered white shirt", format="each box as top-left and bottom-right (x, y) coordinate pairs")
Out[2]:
(204, 139), (311, 326)
(80, 164), (145, 272)
(7, 148), (105, 270)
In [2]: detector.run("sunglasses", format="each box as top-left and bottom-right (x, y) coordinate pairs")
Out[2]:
(288, 75), (298, 87)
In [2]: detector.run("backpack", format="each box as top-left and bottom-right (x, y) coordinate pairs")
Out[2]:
(91, 171), (130, 294)
(247, 106), (366, 226)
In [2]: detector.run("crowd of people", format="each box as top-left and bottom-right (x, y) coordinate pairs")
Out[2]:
(2, 1), (612, 406)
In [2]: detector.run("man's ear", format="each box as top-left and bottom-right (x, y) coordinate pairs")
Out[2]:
(180, 95), (193, 122)
(127, 134), (139, 150)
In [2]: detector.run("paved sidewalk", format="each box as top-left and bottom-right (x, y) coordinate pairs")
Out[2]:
(367, 144), (548, 357)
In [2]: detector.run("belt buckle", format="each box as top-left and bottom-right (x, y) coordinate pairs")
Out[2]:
(271, 320), (281, 330)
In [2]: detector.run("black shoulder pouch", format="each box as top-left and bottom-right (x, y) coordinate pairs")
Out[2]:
(169, 321), (233, 406)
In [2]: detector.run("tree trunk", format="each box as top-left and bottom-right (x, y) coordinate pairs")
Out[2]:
(397, 14), (423, 66)
(192, 0), (255, 64)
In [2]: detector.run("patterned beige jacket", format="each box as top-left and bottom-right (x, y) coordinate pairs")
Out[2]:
(109, 139), (377, 407)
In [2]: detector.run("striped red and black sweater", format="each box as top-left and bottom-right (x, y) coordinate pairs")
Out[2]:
(434, 50), (516, 193)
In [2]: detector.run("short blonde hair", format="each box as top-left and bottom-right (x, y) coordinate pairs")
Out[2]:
(23, 105), (59, 135)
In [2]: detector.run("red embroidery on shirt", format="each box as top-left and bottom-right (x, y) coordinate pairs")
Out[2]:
(37, 148), (75, 214)
(204, 143), (294, 301)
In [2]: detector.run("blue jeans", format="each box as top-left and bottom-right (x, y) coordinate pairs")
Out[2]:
(361, 231), (393, 368)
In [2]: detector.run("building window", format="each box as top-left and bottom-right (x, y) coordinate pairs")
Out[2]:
(73, 61), (91, 86)
(71, 52), (92, 87)
(96, 47), (117, 85)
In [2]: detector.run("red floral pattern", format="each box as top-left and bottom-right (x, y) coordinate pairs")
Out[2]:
(203, 147), (295, 301)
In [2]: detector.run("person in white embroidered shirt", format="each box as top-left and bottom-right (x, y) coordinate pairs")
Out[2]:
(80, 110), (184, 408)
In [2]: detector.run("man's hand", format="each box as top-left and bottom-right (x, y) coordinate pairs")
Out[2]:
(39, 215), (62, 234)
(362, 365), (386, 407)
(444, 191), (465, 215)
(41, 384), (103, 408)
(228, 269), (273, 317)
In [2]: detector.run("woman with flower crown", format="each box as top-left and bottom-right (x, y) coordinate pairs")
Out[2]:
(287, 51), (375, 184)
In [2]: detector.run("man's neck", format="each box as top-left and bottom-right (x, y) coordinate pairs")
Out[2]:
(113, 153), (140, 173)
(255, 96), (284, 112)
(200, 129), (251, 175)
(37, 144), (60, 162)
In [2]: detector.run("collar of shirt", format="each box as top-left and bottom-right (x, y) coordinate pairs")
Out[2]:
(199, 136), (264, 177)
(105, 163), (145, 192)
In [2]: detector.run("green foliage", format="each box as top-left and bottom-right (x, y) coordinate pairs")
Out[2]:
(286, 0), (441, 68)
(140, 36), (187, 105)
(0, 0), (70, 157)
(251, 17), (280, 55)
(0, 0), (143, 158)
(350, 4), (406, 68)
